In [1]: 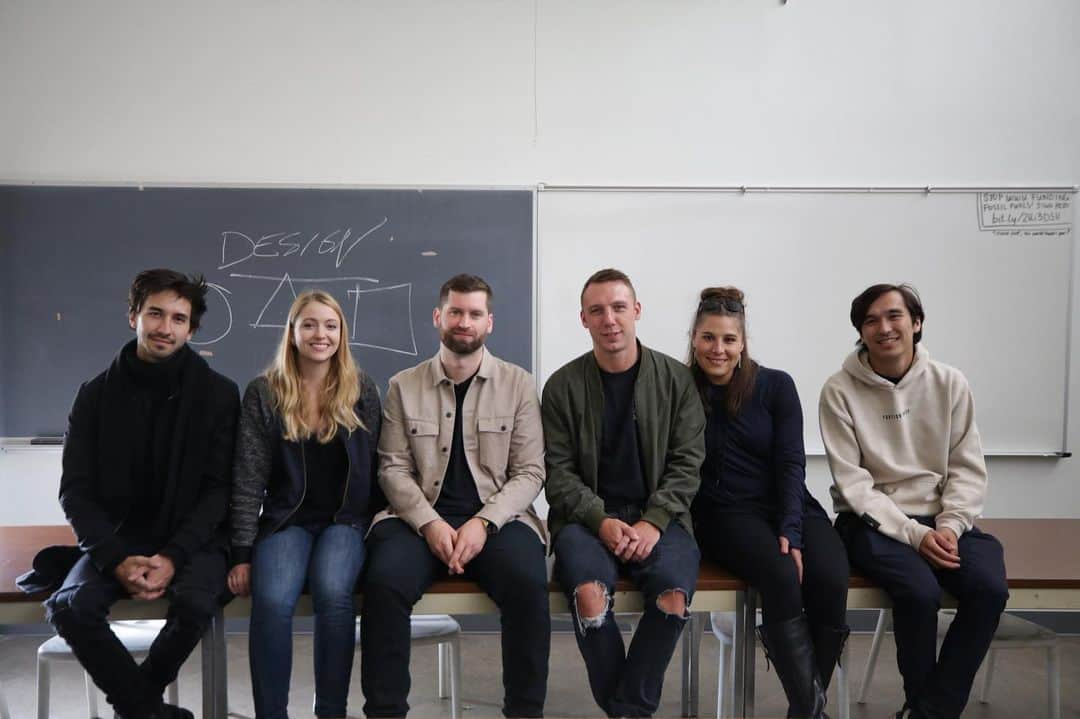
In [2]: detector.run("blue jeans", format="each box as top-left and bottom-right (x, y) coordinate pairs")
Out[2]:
(249, 522), (367, 719)
(553, 522), (700, 718)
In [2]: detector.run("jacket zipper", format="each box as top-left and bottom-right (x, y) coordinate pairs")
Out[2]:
(269, 439), (309, 535)
(333, 433), (352, 523)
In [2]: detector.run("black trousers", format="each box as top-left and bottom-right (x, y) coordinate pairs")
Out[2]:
(694, 510), (849, 628)
(360, 517), (551, 718)
(44, 540), (227, 717)
(836, 514), (1008, 719)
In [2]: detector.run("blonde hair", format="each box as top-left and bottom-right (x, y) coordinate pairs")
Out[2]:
(265, 290), (364, 443)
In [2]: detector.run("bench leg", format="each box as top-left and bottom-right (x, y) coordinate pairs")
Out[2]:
(733, 589), (757, 719)
(201, 607), (228, 719)
(681, 612), (703, 717)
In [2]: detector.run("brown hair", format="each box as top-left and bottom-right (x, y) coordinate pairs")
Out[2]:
(580, 268), (636, 306)
(849, 283), (925, 347)
(686, 286), (758, 417)
(128, 268), (209, 332)
(439, 274), (493, 310)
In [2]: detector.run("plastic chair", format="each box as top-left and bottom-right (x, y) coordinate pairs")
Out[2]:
(857, 609), (1060, 719)
(356, 614), (463, 719)
(0, 675), (11, 719)
(36, 620), (180, 719)
(710, 611), (850, 719)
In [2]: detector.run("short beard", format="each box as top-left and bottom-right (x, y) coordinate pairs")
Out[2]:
(441, 331), (485, 356)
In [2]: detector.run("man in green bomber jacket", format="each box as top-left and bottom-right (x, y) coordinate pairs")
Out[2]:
(543, 268), (706, 718)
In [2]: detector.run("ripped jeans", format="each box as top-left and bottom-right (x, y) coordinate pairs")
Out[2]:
(553, 522), (699, 717)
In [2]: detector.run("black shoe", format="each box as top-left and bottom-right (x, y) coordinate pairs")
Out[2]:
(810, 622), (850, 692)
(117, 704), (194, 719)
(757, 615), (828, 719)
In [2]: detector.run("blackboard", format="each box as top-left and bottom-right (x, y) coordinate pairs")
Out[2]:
(0, 185), (534, 437)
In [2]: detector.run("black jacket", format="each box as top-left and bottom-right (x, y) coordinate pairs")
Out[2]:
(57, 341), (240, 575)
(229, 373), (383, 565)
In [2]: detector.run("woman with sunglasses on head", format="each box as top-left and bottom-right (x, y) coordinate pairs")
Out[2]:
(227, 289), (382, 719)
(688, 287), (849, 719)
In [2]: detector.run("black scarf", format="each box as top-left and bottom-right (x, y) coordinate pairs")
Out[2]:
(100, 340), (211, 538)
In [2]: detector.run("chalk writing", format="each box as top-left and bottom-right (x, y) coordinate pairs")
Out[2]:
(978, 192), (1073, 230)
(218, 217), (391, 270)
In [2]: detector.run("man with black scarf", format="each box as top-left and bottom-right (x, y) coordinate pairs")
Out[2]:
(41, 269), (240, 719)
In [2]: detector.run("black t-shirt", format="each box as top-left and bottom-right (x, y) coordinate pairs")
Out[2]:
(597, 359), (647, 518)
(292, 435), (348, 527)
(434, 373), (484, 519)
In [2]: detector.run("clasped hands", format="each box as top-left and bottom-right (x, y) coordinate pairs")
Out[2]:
(113, 554), (176, 600)
(598, 517), (661, 562)
(422, 517), (490, 575)
(919, 527), (961, 569)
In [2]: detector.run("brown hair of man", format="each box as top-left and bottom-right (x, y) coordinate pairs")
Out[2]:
(439, 273), (493, 311)
(580, 267), (637, 306)
(128, 268), (209, 332)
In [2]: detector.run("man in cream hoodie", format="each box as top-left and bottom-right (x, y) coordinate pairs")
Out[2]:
(819, 283), (1007, 719)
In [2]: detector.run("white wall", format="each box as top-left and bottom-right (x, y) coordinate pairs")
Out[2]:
(2, 0), (1078, 522)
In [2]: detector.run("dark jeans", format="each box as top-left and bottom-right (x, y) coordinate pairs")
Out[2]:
(249, 522), (367, 719)
(836, 514), (1008, 719)
(553, 522), (699, 718)
(694, 510), (849, 627)
(44, 540), (227, 718)
(361, 517), (550, 718)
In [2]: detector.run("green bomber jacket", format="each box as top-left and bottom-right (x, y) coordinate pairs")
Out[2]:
(541, 343), (706, 541)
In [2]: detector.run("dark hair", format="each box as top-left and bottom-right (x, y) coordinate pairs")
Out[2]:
(128, 268), (209, 332)
(687, 286), (758, 417)
(439, 273), (493, 310)
(849, 283), (925, 346)
(580, 268), (636, 306)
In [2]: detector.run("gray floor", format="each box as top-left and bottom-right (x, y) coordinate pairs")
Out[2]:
(1, 628), (1077, 718)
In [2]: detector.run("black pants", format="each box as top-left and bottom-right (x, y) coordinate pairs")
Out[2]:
(360, 517), (551, 718)
(44, 541), (227, 717)
(695, 511), (849, 627)
(836, 514), (1008, 718)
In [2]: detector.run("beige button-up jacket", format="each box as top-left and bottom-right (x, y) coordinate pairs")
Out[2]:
(373, 348), (548, 544)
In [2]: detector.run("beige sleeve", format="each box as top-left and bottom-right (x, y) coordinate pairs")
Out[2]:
(819, 381), (931, 550)
(936, 376), (988, 539)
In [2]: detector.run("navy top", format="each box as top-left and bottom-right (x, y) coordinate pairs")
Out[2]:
(291, 435), (348, 527)
(694, 365), (825, 549)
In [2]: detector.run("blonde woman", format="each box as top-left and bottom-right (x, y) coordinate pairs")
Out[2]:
(227, 290), (381, 719)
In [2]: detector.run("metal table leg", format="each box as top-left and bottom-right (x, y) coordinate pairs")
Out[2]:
(733, 589), (758, 718)
(201, 607), (228, 719)
(681, 612), (703, 717)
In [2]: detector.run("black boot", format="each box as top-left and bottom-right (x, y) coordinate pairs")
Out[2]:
(810, 622), (850, 692)
(757, 615), (828, 719)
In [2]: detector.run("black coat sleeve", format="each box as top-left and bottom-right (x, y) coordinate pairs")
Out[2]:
(59, 379), (128, 574)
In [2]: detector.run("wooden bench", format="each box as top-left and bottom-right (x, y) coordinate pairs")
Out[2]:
(4, 519), (1079, 718)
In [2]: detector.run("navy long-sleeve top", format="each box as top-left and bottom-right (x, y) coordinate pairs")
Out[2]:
(694, 365), (825, 549)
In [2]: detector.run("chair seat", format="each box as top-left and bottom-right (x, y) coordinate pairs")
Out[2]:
(405, 614), (461, 641)
(38, 619), (166, 658)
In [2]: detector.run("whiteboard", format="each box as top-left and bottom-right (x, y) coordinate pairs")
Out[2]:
(537, 189), (1075, 455)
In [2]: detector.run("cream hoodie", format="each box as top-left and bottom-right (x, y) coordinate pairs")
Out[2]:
(819, 344), (988, 550)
